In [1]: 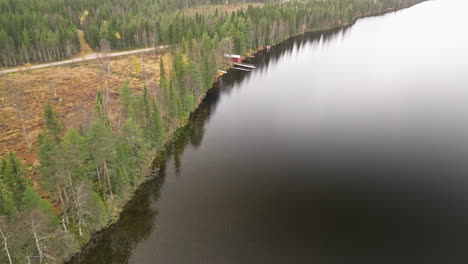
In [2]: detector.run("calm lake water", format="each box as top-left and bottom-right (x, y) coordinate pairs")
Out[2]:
(74, 1), (468, 263)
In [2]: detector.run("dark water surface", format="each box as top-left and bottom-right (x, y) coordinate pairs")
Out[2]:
(76, 1), (468, 263)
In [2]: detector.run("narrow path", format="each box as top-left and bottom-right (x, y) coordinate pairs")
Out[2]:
(0, 46), (168, 75)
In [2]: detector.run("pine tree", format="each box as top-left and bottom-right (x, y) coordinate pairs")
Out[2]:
(95, 90), (106, 121)
(88, 191), (108, 228)
(37, 134), (58, 178)
(159, 57), (167, 89)
(60, 129), (90, 185)
(0, 179), (16, 218)
(87, 119), (116, 200)
(173, 52), (186, 88)
(1, 152), (28, 211)
(186, 59), (203, 98)
(149, 99), (165, 147)
(167, 76), (181, 120)
(120, 82), (136, 120)
(201, 52), (212, 91)
(44, 102), (63, 141)
(119, 117), (150, 187)
(114, 143), (133, 194)
(142, 85), (151, 128)
(37, 133), (73, 231)
(22, 188), (59, 226)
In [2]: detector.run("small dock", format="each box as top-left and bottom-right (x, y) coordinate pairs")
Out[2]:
(233, 63), (256, 69)
(232, 67), (252, 72)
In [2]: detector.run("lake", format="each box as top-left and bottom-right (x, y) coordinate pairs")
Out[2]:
(73, 0), (468, 263)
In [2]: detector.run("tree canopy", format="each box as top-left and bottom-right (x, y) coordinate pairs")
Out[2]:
(0, 0), (424, 67)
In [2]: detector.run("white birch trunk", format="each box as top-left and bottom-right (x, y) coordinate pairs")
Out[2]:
(0, 229), (12, 264)
(104, 161), (114, 200)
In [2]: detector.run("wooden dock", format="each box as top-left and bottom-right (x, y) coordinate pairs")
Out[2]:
(233, 63), (256, 69)
(232, 67), (252, 72)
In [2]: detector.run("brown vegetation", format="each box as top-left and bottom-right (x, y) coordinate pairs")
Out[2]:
(0, 52), (171, 166)
(76, 29), (94, 58)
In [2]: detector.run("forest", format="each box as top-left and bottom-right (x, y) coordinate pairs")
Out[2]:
(0, 0), (422, 67)
(0, 0), (270, 67)
(0, 0), (426, 263)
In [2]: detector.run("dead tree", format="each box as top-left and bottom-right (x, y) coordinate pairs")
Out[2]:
(97, 38), (112, 122)
(99, 39), (111, 73)
(0, 227), (12, 264)
(48, 79), (57, 98)
(19, 110), (32, 150)
(103, 161), (114, 200)
(75, 183), (91, 237)
(101, 75), (112, 121)
(55, 183), (70, 232)
(7, 80), (32, 150)
(29, 215), (55, 264)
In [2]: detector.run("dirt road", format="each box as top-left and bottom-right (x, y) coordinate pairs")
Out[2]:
(0, 46), (167, 75)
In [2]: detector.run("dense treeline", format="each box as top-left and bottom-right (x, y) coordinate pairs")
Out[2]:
(0, 0), (424, 67)
(0, 0), (272, 67)
(1, 0), (426, 262)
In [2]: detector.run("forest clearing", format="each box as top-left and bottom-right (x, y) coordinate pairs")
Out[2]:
(0, 51), (169, 166)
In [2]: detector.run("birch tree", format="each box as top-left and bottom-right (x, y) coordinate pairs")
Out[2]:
(74, 183), (90, 237)
(28, 211), (55, 264)
(0, 220), (12, 264)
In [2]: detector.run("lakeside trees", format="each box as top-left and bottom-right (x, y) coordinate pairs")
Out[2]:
(0, 151), (64, 263)
(0, 95), (158, 263)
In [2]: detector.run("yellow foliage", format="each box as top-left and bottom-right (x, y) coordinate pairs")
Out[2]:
(80, 10), (89, 26)
(115, 32), (121, 40)
(132, 57), (141, 77)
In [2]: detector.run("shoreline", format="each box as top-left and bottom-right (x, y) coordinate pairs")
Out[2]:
(66, 2), (427, 263)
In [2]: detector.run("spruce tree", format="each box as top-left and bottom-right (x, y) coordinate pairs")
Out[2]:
(44, 102), (63, 141)
(1, 152), (28, 211)
(186, 59), (203, 98)
(142, 85), (151, 128)
(149, 99), (165, 147)
(0, 179), (16, 218)
(159, 57), (167, 89)
(87, 119), (116, 200)
(60, 128), (90, 184)
(95, 90), (106, 121)
(37, 134), (62, 198)
(120, 82), (136, 120)
(167, 76), (181, 120)
(120, 117), (150, 186)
